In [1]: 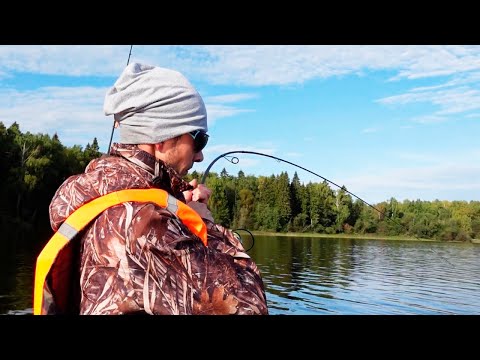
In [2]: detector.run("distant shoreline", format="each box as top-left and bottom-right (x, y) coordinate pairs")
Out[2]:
(251, 231), (476, 243)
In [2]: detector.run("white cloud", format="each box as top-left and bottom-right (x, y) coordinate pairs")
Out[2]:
(2, 46), (480, 124)
(389, 46), (480, 80)
(294, 149), (480, 202)
(203, 92), (258, 126)
(409, 71), (480, 92)
(206, 104), (254, 126)
(1, 45), (479, 197)
(465, 113), (480, 118)
(180, 45), (406, 86)
(378, 86), (480, 120)
(173, 45), (480, 86)
(285, 152), (303, 158)
(411, 115), (448, 124)
(0, 69), (11, 79)
(204, 93), (258, 103)
(395, 152), (444, 164)
(0, 86), (109, 148)
(0, 84), (257, 150)
(0, 45), (134, 76)
(362, 127), (379, 133)
(4, 45), (471, 126)
(394, 169), (476, 189)
(342, 161), (480, 203)
(204, 144), (276, 158)
(389, 148), (480, 170)
(1, 45), (479, 86)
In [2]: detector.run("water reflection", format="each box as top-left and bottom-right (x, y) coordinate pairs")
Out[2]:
(0, 228), (42, 315)
(248, 235), (480, 315)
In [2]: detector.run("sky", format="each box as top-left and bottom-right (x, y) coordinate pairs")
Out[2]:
(0, 45), (479, 204)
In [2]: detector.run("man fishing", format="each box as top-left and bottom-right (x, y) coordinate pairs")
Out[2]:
(34, 62), (268, 315)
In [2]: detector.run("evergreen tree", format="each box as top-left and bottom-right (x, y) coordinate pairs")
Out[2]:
(289, 172), (302, 226)
(208, 177), (231, 227)
(275, 172), (291, 231)
(308, 181), (336, 233)
(334, 186), (352, 233)
(237, 188), (255, 229)
(84, 137), (102, 162)
(254, 175), (278, 231)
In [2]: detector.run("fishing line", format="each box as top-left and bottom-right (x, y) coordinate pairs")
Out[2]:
(106, 45), (133, 155)
(233, 228), (255, 252)
(201, 150), (454, 267)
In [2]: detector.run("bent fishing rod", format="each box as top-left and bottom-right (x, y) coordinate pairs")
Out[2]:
(200, 150), (454, 267)
(201, 150), (380, 216)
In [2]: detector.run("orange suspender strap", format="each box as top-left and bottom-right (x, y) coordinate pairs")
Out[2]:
(33, 188), (207, 315)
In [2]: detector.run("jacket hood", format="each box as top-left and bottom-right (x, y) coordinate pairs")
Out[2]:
(50, 144), (194, 232)
(49, 156), (146, 231)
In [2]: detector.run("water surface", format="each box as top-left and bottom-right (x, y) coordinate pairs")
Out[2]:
(2, 232), (479, 315)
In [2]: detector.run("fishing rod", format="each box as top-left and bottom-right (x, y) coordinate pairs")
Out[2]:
(106, 45), (133, 155)
(200, 150), (454, 267)
(202, 150), (380, 215)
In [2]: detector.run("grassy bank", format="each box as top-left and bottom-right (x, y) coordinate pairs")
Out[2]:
(251, 231), (440, 242)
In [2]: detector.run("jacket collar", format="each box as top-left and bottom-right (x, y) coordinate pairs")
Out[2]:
(110, 143), (193, 199)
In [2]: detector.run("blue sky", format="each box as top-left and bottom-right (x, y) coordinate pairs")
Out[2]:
(1, 45), (479, 203)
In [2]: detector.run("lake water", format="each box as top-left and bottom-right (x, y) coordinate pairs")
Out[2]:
(248, 235), (480, 314)
(1, 232), (479, 315)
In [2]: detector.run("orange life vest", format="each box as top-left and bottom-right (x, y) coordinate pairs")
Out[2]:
(33, 188), (207, 315)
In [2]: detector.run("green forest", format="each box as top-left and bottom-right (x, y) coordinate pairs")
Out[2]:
(2, 121), (480, 243)
(0, 122), (102, 238)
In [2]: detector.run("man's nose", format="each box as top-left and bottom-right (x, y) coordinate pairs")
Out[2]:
(194, 151), (204, 162)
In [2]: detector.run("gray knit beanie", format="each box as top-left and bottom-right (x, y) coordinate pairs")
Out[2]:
(104, 62), (208, 144)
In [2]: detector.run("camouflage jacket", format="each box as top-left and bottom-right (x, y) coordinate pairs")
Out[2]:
(49, 143), (268, 315)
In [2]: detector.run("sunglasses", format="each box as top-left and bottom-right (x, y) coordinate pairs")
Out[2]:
(189, 130), (209, 153)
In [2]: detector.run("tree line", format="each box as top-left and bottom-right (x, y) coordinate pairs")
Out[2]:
(190, 169), (480, 243)
(1, 121), (479, 243)
(0, 122), (101, 236)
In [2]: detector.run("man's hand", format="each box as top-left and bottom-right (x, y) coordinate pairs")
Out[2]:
(183, 179), (214, 222)
(183, 179), (212, 204)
